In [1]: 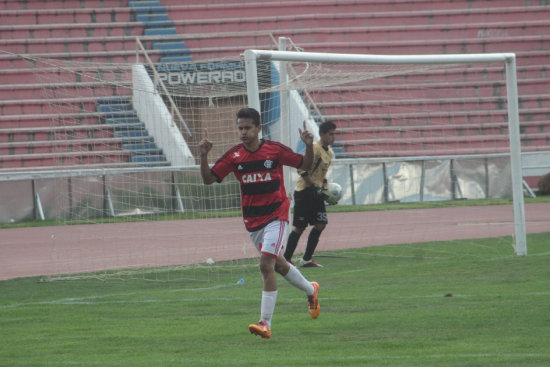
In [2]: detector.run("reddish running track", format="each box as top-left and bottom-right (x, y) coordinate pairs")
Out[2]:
(1, 203), (549, 280)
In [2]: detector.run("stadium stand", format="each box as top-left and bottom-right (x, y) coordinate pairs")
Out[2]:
(0, 0), (180, 171)
(0, 0), (549, 179)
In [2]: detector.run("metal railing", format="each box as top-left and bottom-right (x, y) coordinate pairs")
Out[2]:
(3, 152), (544, 223)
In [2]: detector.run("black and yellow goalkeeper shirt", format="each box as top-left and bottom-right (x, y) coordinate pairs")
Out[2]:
(295, 141), (333, 192)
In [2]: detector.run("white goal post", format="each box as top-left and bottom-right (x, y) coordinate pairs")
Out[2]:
(244, 49), (527, 256)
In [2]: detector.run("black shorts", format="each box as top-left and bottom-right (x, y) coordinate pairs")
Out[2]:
(292, 186), (327, 228)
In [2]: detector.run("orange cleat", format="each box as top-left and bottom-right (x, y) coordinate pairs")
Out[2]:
(248, 320), (271, 339)
(308, 281), (320, 319)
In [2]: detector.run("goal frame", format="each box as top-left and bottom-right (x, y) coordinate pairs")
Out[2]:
(243, 49), (527, 256)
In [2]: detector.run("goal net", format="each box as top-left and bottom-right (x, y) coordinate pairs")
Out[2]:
(243, 48), (526, 256)
(1, 46), (528, 281)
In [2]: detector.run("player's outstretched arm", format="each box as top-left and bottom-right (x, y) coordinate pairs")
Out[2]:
(298, 120), (314, 171)
(199, 129), (217, 185)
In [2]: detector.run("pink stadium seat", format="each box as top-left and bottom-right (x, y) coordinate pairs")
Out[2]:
(0, 138), (122, 155)
(0, 151), (132, 169)
(0, 125), (115, 143)
(0, 22), (143, 40)
(161, 0), (533, 12)
(0, 0), (128, 11)
(0, 82), (132, 100)
(162, 1), (547, 21)
(0, 66), (130, 85)
(0, 37), (140, 55)
(1, 97), (99, 116)
(0, 7), (132, 26)
(0, 113), (105, 129)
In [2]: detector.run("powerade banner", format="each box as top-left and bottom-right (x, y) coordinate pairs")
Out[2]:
(156, 61), (245, 86)
(145, 60), (271, 96)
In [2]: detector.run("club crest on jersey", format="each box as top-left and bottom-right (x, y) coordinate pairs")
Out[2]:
(234, 152), (240, 157)
(242, 172), (272, 183)
(264, 160), (274, 169)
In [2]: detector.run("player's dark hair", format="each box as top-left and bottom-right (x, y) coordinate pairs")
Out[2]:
(319, 120), (336, 134)
(236, 107), (261, 126)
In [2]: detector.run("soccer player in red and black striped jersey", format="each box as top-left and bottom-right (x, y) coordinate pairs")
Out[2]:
(199, 107), (321, 339)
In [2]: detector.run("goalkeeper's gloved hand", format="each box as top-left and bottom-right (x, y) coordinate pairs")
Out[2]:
(312, 185), (338, 205)
(311, 184), (328, 201)
(325, 194), (339, 206)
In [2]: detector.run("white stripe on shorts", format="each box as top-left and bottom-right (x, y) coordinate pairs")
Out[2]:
(249, 220), (288, 258)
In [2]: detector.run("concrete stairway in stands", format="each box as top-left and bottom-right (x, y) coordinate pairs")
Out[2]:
(97, 96), (168, 166)
(129, 0), (193, 63)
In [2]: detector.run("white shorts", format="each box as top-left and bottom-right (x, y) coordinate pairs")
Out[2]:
(249, 220), (288, 259)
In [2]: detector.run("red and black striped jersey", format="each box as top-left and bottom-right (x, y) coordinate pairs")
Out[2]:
(211, 139), (304, 232)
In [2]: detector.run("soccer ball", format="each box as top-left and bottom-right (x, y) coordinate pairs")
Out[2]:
(326, 182), (343, 202)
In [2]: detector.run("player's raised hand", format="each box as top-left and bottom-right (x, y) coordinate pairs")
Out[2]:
(199, 128), (213, 155)
(299, 120), (314, 145)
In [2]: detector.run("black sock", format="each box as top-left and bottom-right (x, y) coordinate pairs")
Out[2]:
(284, 231), (301, 261)
(303, 228), (322, 262)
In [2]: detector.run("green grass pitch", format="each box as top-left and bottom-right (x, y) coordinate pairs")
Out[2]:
(1, 232), (549, 366)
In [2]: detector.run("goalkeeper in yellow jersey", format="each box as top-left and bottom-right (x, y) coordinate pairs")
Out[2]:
(284, 121), (337, 267)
